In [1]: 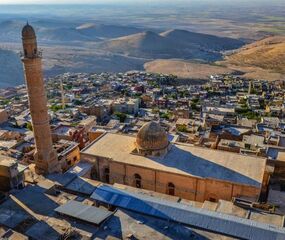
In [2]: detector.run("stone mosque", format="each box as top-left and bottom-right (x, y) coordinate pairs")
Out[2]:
(21, 23), (270, 203)
(81, 121), (270, 203)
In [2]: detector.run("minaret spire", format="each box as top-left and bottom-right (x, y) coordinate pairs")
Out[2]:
(21, 23), (60, 175)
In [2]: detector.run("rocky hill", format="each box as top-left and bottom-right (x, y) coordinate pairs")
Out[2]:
(144, 36), (285, 82)
(160, 29), (243, 51)
(222, 36), (285, 74)
(99, 29), (242, 61)
(99, 31), (185, 57)
(76, 23), (143, 39)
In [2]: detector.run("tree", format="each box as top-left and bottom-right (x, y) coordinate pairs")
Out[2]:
(160, 111), (172, 120)
(73, 99), (83, 105)
(50, 104), (63, 112)
(26, 122), (33, 131)
(191, 103), (200, 112)
(115, 112), (127, 122)
(152, 108), (160, 114)
(177, 125), (188, 132)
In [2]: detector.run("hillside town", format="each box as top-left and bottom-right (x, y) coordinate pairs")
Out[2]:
(0, 23), (285, 240)
(1, 69), (285, 239)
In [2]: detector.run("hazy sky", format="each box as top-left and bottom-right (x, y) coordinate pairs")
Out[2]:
(1, 0), (283, 4)
(0, 0), (152, 4)
(0, 0), (204, 5)
(0, 0), (283, 10)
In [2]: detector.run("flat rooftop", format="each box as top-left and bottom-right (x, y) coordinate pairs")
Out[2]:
(0, 155), (17, 167)
(53, 125), (75, 136)
(82, 133), (266, 187)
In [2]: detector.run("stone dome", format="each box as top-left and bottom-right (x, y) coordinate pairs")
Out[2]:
(136, 121), (169, 151)
(22, 23), (36, 39)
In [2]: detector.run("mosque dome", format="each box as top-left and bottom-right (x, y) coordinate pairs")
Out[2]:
(136, 121), (169, 151)
(22, 23), (36, 39)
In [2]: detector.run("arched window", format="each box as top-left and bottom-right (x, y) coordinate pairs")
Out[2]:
(24, 49), (27, 56)
(167, 182), (175, 196)
(104, 167), (110, 184)
(134, 173), (142, 188)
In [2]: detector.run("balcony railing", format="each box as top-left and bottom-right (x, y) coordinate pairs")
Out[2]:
(19, 49), (43, 59)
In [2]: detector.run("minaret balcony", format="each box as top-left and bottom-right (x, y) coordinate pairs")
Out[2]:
(20, 50), (42, 59)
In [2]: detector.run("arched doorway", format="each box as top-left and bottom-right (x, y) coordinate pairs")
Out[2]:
(167, 182), (175, 196)
(104, 167), (110, 184)
(134, 174), (142, 188)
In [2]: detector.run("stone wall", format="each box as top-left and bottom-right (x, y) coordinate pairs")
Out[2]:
(80, 153), (261, 202)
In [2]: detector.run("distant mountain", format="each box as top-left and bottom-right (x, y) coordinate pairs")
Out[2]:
(33, 19), (78, 28)
(37, 28), (96, 42)
(100, 31), (179, 55)
(0, 49), (24, 88)
(35, 23), (144, 42)
(0, 20), (146, 43)
(76, 23), (144, 39)
(99, 29), (242, 61)
(0, 20), (23, 42)
(160, 29), (244, 51)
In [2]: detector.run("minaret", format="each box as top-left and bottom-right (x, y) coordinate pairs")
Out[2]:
(21, 23), (60, 174)
(248, 80), (253, 95)
(60, 79), (65, 109)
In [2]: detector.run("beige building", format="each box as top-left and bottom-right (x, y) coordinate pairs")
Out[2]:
(173, 107), (190, 119)
(81, 121), (269, 203)
(78, 116), (97, 132)
(79, 104), (107, 121)
(0, 155), (26, 191)
(0, 109), (8, 124)
(52, 125), (77, 142)
(112, 98), (140, 114)
(56, 140), (80, 172)
(88, 129), (106, 142)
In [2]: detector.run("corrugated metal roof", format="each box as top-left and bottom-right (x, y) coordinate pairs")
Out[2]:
(90, 185), (285, 240)
(55, 200), (112, 225)
(67, 162), (93, 177)
(64, 177), (101, 196)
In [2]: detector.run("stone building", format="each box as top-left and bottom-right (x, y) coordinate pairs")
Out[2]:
(0, 109), (8, 124)
(173, 107), (190, 119)
(112, 98), (140, 115)
(81, 121), (269, 203)
(79, 104), (107, 121)
(0, 155), (26, 191)
(55, 140), (80, 172)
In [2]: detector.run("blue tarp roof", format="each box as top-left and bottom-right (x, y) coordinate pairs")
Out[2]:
(90, 185), (285, 240)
